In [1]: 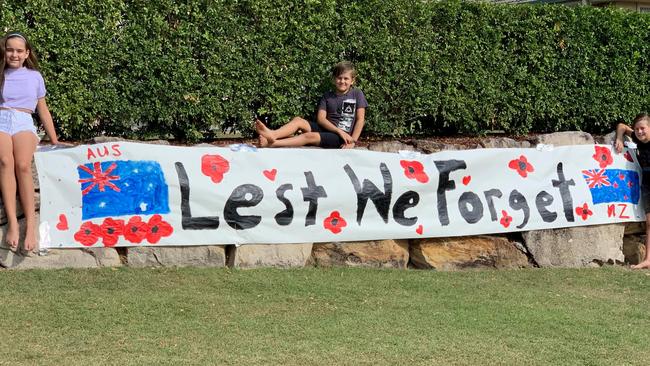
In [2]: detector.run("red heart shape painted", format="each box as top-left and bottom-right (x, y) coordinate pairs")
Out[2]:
(56, 214), (69, 231)
(462, 175), (471, 185)
(416, 225), (423, 235)
(263, 169), (277, 181)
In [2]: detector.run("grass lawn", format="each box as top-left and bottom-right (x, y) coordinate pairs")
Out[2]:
(1, 266), (649, 365)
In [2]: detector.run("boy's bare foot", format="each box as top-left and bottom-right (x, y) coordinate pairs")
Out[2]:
(255, 119), (275, 145)
(631, 260), (650, 269)
(5, 223), (19, 251)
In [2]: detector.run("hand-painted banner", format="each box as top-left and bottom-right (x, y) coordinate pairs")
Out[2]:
(35, 142), (644, 248)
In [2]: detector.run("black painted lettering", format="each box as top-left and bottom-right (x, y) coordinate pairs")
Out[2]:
(275, 184), (294, 226)
(458, 191), (483, 224)
(224, 184), (263, 230)
(552, 163), (576, 222)
(535, 191), (557, 223)
(392, 191), (419, 226)
(483, 189), (503, 221)
(509, 189), (530, 229)
(434, 160), (467, 226)
(301, 172), (327, 226)
(174, 162), (219, 230)
(344, 163), (392, 224)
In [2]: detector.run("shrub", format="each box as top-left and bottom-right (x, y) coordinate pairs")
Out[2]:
(2, 0), (649, 140)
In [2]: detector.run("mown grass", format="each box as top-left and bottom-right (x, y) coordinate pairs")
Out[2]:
(0, 266), (648, 365)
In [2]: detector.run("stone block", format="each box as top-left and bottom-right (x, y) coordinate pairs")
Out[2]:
(532, 131), (594, 146)
(0, 248), (120, 270)
(409, 140), (466, 154)
(32, 160), (39, 190)
(90, 136), (125, 144)
(480, 137), (531, 149)
(599, 131), (616, 145)
(127, 245), (226, 267)
(310, 239), (409, 268)
(409, 236), (529, 270)
(522, 224), (625, 267)
(84, 247), (122, 267)
(597, 131), (632, 146)
(229, 243), (312, 268)
(623, 235), (646, 265)
(144, 140), (171, 145)
(366, 141), (416, 153)
(624, 222), (646, 235)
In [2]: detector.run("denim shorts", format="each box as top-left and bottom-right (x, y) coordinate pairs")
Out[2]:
(0, 109), (37, 136)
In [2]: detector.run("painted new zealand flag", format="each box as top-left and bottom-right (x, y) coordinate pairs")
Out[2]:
(582, 169), (640, 204)
(78, 160), (170, 220)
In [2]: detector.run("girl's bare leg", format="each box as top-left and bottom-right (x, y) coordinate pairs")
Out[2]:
(256, 117), (312, 146)
(632, 212), (650, 269)
(0, 133), (18, 249)
(12, 132), (38, 252)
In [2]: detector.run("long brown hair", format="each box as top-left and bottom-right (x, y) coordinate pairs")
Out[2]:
(0, 32), (40, 99)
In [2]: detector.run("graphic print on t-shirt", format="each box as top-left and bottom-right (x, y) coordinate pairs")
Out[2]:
(338, 99), (357, 133)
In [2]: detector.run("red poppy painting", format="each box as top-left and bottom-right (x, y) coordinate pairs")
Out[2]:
(399, 160), (429, 183)
(145, 214), (174, 244)
(124, 216), (149, 244)
(74, 221), (102, 247)
(575, 203), (593, 221)
(499, 210), (513, 228)
(508, 155), (534, 178)
(592, 146), (613, 169)
(99, 218), (125, 247)
(324, 211), (347, 234)
(201, 154), (230, 183)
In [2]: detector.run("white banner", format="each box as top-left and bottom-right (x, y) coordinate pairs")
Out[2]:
(35, 142), (644, 248)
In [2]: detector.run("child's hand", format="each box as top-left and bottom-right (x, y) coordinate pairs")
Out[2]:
(45, 139), (74, 146)
(338, 130), (354, 144)
(341, 142), (356, 149)
(615, 139), (624, 153)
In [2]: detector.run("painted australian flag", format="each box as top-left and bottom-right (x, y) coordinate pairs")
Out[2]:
(582, 169), (640, 204)
(78, 160), (170, 220)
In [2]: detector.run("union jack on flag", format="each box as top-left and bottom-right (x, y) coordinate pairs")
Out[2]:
(582, 169), (611, 189)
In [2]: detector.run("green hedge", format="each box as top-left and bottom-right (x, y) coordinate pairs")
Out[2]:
(3, 0), (650, 140)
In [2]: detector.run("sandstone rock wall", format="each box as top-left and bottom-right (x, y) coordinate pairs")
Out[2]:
(0, 132), (644, 270)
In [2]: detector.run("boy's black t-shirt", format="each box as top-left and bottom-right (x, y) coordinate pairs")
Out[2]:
(317, 88), (368, 134)
(632, 134), (650, 174)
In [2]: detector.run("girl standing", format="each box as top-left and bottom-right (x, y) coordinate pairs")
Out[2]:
(1, 32), (60, 253)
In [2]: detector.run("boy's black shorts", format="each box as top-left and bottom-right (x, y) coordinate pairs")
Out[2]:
(642, 183), (650, 214)
(308, 120), (345, 149)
